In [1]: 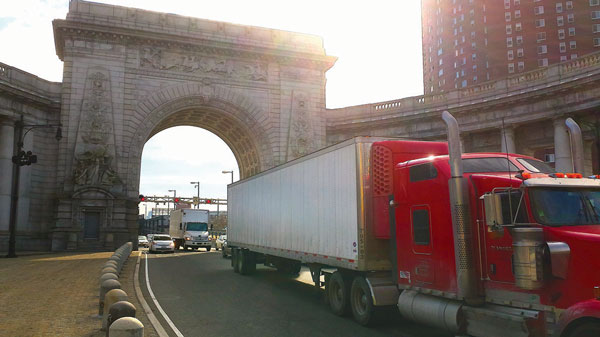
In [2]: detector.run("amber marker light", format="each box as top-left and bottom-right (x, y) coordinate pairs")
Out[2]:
(521, 172), (531, 180)
(593, 286), (600, 300)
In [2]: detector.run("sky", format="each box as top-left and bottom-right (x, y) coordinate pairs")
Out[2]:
(0, 0), (424, 215)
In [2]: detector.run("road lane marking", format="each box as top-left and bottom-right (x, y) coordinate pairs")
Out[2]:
(134, 252), (170, 337)
(145, 253), (185, 337)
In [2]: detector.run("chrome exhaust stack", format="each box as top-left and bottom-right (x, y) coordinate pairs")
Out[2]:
(441, 111), (482, 305)
(565, 118), (585, 175)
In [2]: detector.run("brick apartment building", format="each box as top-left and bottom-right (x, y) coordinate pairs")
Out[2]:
(422, 0), (600, 94)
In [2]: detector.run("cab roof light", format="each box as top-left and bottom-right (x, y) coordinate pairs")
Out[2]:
(589, 175), (600, 179)
(550, 173), (565, 178)
(566, 173), (583, 179)
(594, 286), (600, 300)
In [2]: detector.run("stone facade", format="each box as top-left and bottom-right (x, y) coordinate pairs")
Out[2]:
(1, 1), (599, 252)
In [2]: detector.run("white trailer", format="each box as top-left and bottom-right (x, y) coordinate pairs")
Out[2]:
(169, 209), (212, 251)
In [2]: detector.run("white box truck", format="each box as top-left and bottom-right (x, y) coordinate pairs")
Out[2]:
(169, 209), (212, 251)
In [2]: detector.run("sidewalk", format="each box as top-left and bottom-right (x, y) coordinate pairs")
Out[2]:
(0, 250), (158, 337)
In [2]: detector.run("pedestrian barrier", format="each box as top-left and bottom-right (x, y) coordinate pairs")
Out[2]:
(109, 317), (144, 337)
(102, 289), (128, 331)
(96, 242), (143, 336)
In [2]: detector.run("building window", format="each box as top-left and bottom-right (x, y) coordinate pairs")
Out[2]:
(517, 48), (524, 57)
(561, 55), (568, 61)
(571, 54), (578, 59)
(560, 42), (567, 52)
(558, 29), (566, 39)
(538, 58), (548, 67)
(591, 0), (600, 6)
(516, 36), (523, 45)
(535, 19), (545, 27)
(439, 58), (443, 66)
(537, 45), (548, 54)
(462, 57), (466, 65)
(514, 0), (520, 5)
(462, 80), (467, 87)
(504, 0), (511, 9)
(507, 37), (514, 47)
(505, 12), (512, 21)
(439, 69), (444, 76)
(472, 53), (477, 60)
(569, 27), (576, 36)
(567, 14), (574, 23)
(556, 3), (563, 13)
(473, 75), (478, 82)
(515, 9), (521, 18)
(471, 42), (476, 49)
(438, 48), (443, 56)
(518, 62), (525, 71)
(557, 16), (564, 26)
(537, 32), (546, 42)
(566, 1), (573, 10)
(594, 37), (600, 46)
(592, 11), (600, 20)
(462, 36), (466, 43)
(508, 50), (514, 60)
(473, 64), (477, 71)
(593, 24), (600, 33)
(506, 24), (512, 34)
(570, 41), (577, 49)
(516, 22), (522, 31)
(508, 63), (515, 73)
(534, 6), (544, 15)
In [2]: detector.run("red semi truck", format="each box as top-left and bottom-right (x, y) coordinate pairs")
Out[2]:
(227, 111), (600, 337)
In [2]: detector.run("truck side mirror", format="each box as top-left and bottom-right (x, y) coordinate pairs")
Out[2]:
(483, 193), (504, 232)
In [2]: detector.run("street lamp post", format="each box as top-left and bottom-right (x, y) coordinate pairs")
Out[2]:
(168, 189), (176, 213)
(190, 181), (200, 209)
(222, 170), (234, 184)
(7, 115), (62, 258)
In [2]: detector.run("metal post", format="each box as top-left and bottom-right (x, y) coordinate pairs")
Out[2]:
(6, 118), (23, 258)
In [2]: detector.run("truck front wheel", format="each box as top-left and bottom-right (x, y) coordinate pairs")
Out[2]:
(350, 276), (374, 326)
(328, 271), (351, 316)
(566, 322), (600, 337)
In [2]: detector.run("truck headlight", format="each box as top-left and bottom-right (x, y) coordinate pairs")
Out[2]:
(185, 237), (190, 241)
(169, 242), (174, 247)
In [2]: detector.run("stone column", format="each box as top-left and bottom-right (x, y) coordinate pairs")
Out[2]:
(500, 126), (516, 154)
(554, 117), (573, 173)
(0, 119), (15, 233)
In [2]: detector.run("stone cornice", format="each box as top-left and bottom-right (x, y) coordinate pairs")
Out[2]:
(53, 19), (337, 72)
(0, 63), (61, 112)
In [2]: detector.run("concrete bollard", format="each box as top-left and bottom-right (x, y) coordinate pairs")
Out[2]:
(104, 261), (119, 270)
(102, 289), (128, 330)
(100, 272), (119, 287)
(106, 301), (136, 336)
(101, 266), (119, 276)
(109, 317), (144, 337)
(99, 279), (121, 315)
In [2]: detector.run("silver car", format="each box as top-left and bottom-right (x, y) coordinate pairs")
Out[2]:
(149, 234), (175, 253)
(138, 235), (149, 248)
(215, 235), (227, 250)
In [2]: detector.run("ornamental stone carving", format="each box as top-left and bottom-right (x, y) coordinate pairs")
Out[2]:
(287, 91), (314, 160)
(140, 47), (267, 81)
(73, 69), (121, 187)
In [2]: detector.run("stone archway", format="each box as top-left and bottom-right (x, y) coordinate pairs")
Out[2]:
(125, 82), (275, 198)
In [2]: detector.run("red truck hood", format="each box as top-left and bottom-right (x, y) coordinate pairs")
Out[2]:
(545, 225), (600, 243)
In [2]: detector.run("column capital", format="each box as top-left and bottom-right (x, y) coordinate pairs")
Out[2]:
(552, 116), (568, 127)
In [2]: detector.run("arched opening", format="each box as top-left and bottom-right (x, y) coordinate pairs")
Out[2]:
(138, 126), (238, 233)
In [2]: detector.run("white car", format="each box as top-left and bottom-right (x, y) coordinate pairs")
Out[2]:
(138, 235), (149, 247)
(149, 234), (175, 253)
(215, 235), (227, 250)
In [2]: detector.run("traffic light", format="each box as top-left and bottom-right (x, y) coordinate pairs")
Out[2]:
(139, 194), (145, 202)
(206, 199), (212, 204)
(174, 197), (180, 203)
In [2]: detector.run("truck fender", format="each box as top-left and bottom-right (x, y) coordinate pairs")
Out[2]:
(554, 300), (600, 337)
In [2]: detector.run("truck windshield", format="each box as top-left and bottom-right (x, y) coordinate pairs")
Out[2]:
(529, 188), (600, 226)
(186, 222), (208, 231)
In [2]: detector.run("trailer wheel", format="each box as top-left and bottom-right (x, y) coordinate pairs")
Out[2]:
(206, 247), (211, 252)
(239, 250), (256, 275)
(350, 276), (374, 326)
(328, 271), (351, 316)
(566, 322), (600, 337)
(232, 249), (240, 273)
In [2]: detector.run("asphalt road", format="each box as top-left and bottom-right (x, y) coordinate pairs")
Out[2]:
(140, 249), (453, 337)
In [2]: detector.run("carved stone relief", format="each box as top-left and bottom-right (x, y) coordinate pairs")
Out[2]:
(286, 91), (314, 160)
(73, 69), (121, 187)
(140, 47), (267, 81)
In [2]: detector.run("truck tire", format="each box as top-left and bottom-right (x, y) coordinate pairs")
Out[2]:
(328, 271), (351, 316)
(350, 276), (374, 326)
(206, 247), (211, 252)
(239, 250), (256, 275)
(232, 249), (240, 273)
(222, 248), (227, 258)
(567, 322), (600, 337)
